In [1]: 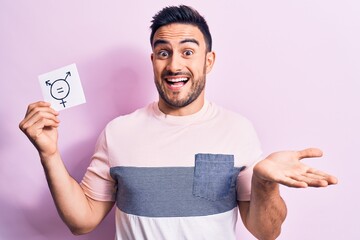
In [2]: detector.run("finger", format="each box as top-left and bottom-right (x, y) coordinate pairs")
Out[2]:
(290, 174), (328, 188)
(27, 105), (59, 121)
(21, 110), (60, 129)
(26, 107), (59, 125)
(304, 172), (327, 181)
(26, 118), (59, 139)
(25, 102), (59, 122)
(25, 101), (51, 116)
(307, 168), (338, 185)
(21, 103), (59, 126)
(20, 111), (60, 132)
(277, 176), (308, 188)
(297, 148), (323, 160)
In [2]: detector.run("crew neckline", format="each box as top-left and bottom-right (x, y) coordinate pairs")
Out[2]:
(152, 100), (210, 125)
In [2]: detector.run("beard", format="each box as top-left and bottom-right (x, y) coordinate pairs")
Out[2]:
(155, 70), (206, 109)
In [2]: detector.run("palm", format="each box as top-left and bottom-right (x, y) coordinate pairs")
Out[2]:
(253, 148), (337, 188)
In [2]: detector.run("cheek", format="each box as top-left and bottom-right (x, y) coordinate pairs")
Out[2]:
(152, 65), (161, 78)
(191, 60), (207, 75)
(153, 61), (165, 74)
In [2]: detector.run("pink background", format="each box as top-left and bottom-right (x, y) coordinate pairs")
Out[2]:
(1, 1), (359, 239)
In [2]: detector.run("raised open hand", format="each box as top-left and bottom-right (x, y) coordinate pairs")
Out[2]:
(253, 148), (338, 188)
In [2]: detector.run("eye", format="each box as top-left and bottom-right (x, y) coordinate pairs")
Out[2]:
(157, 50), (170, 59)
(184, 50), (194, 56)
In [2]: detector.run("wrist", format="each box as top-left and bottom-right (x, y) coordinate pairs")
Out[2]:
(39, 150), (61, 167)
(252, 174), (279, 193)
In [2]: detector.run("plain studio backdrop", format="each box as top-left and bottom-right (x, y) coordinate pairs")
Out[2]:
(1, 1), (358, 239)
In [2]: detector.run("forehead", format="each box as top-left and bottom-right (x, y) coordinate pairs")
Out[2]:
(152, 23), (205, 47)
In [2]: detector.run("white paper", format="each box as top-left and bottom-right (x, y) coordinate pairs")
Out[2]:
(38, 63), (86, 111)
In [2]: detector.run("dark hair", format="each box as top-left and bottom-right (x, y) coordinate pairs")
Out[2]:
(150, 5), (212, 52)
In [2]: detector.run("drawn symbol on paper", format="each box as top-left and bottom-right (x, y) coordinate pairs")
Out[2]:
(46, 71), (71, 108)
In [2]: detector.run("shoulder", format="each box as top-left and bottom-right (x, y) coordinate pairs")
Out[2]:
(210, 102), (255, 129)
(105, 103), (155, 130)
(207, 102), (260, 144)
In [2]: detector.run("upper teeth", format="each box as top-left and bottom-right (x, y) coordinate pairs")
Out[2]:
(167, 77), (188, 82)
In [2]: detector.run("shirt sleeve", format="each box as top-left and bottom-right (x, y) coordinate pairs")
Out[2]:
(235, 120), (263, 201)
(80, 129), (116, 202)
(236, 162), (258, 201)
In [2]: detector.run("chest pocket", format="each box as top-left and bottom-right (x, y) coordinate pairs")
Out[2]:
(193, 153), (237, 201)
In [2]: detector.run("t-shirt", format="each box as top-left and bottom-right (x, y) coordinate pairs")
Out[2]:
(80, 100), (262, 240)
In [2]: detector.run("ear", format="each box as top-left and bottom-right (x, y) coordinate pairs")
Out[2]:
(151, 53), (154, 62)
(205, 51), (216, 74)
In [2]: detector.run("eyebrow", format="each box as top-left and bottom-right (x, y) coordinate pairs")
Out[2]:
(153, 38), (200, 49)
(180, 38), (199, 46)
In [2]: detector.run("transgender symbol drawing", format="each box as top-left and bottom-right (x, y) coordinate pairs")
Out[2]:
(46, 71), (71, 108)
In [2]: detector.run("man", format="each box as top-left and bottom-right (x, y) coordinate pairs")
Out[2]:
(19, 5), (337, 240)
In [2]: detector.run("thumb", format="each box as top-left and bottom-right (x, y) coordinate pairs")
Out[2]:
(298, 148), (323, 160)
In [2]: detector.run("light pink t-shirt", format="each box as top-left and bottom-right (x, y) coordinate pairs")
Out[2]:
(81, 101), (262, 240)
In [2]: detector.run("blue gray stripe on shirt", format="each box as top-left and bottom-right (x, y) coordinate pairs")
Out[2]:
(110, 154), (244, 218)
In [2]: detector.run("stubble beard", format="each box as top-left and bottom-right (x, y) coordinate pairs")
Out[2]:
(155, 71), (206, 109)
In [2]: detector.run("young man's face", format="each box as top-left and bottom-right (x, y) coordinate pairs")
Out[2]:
(151, 23), (215, 115)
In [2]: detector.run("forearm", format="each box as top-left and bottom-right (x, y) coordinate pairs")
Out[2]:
(245, 175), (287, 240)
(41, 152), (98, 234)
(19, 102), (112, 234)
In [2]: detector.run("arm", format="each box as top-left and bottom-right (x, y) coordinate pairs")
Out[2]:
(238, 179), (286, 240)
(19, 101), (114, 234)
(239, 148), (338, 240)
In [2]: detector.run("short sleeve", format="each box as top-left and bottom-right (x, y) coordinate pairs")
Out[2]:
(236, 163), (256, 201)
(235, 121), (263, 201)
(80, 129), (116, 202)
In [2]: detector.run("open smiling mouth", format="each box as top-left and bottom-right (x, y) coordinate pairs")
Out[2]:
(165, 77), (189, 87)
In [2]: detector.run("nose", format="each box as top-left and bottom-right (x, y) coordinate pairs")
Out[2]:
(166, 53), (183, 72)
